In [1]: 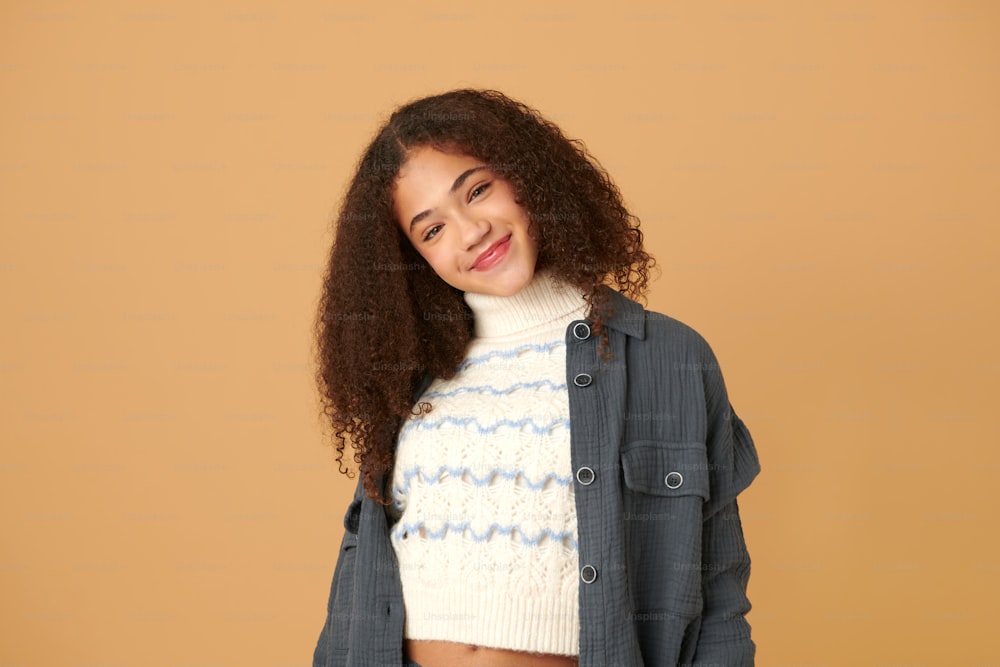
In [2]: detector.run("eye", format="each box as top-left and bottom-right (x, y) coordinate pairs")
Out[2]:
(469, 181), (491, 201)
(422, 224), (443, 242)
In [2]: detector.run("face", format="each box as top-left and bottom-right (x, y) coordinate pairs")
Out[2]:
(392, 146), (538, 296)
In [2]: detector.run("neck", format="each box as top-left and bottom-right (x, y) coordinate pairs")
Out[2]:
(462, 269), (589, 338)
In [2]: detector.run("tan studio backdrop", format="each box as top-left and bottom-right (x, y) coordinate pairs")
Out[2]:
(1, 1), (998, 665)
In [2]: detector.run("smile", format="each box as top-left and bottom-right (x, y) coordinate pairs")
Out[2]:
(471, 234), (512, 271)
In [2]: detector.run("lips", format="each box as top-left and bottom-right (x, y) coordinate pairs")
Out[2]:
(471, 233), (512, 271)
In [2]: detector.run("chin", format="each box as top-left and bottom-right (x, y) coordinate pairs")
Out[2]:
(494, 270), (534, 296)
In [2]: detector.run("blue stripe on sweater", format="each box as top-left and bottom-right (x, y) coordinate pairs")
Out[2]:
(422, 379), (567, 399)
(456, 341), (564, 372)
(399, 415), (570, 439)
(393, 465), (573, 497)
(391, 521), (579, 551)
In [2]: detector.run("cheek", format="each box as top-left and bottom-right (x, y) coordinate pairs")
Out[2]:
(520, 215), (538, 241)
(419, 247), (450, 273)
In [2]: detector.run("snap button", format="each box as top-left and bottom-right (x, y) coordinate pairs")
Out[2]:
(573, 373), (593, 387)
(572, 322), (591, 340)
(576, 466), (595, 485)
(580, 565), (598, 584)
(664, 471), (684, 489)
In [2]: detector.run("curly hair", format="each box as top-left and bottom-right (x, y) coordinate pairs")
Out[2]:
(314, 88), (656, 503)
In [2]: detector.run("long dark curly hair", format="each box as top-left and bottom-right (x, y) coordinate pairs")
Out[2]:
(314, 88), (655, 503)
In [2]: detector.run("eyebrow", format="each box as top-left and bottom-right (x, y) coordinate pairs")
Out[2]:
(408, 165), (490, 234)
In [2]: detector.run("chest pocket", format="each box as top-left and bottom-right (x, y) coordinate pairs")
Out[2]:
(621, 441), (711, 500)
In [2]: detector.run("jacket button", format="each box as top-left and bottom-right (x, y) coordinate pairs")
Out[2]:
(573, 373), (593, 387)
(665, 471), (684, 489)
(576, 466), (595, 485)
(572, 322), (591, 340)
(580, 565), (598, 584)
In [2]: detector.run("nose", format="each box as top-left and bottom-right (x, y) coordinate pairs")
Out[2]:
(456, 212), (491, 250)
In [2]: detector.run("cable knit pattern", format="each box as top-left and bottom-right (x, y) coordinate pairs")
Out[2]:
(390, 270), (588, 656)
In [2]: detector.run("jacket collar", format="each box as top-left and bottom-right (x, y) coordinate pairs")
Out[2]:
(595, 284), (647, 340)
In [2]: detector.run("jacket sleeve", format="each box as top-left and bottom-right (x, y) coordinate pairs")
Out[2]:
(693, 341), (762, 665)
(312, 478), (365, 667)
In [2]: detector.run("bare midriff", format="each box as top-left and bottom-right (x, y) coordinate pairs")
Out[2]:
(404, 639), (579, 667)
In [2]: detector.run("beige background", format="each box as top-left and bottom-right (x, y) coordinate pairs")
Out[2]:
(2, 1), (998, 665)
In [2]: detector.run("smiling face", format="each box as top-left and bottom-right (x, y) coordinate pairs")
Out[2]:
(392, 146), (538, 296)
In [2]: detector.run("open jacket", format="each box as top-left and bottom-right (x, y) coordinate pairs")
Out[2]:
(312, 285), (762, 667)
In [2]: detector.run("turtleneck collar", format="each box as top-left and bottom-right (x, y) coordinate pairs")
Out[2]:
(462, 269), (589, 339)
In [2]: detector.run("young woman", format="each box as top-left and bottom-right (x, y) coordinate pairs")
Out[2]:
(311, 89), (761, 667)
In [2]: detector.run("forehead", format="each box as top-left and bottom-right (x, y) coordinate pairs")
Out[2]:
(392, 147), (485, 221)
(396, 146), (479, 181)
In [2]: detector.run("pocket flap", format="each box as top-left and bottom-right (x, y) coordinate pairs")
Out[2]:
(621, 441), (711, 500)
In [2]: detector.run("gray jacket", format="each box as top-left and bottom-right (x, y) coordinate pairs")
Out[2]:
(312, 285), (762, 666)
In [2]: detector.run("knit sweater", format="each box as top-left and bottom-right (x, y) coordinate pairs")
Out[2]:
(389, 269), (589, 656)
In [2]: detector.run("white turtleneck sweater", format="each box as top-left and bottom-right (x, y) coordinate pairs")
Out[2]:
(389, 269), (589, 656)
